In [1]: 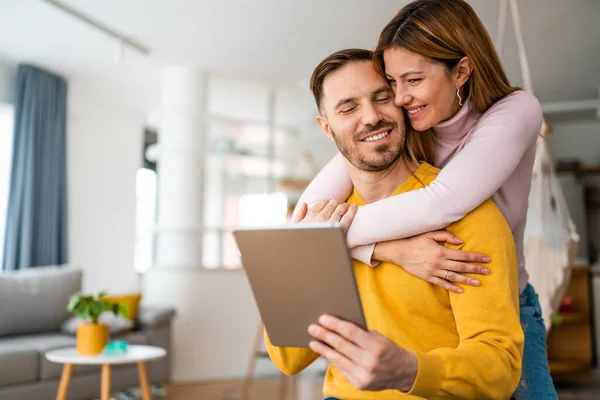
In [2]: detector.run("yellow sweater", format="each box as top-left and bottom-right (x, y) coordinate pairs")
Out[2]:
(265, 163), (524, 399)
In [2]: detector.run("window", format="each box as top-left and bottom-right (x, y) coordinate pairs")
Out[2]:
(134, 167), (157, 273)
(203, 191), (288, 270)
(135, 79), (328, 271)
(202, 120), (290, 270)
(0, 104), (14, 265)
(134, 129), (158, 274)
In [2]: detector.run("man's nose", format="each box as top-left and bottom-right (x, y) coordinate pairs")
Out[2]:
(362, 103), (382, 126)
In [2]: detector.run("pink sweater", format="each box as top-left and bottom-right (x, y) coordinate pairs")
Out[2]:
(299, 91), (542, 293)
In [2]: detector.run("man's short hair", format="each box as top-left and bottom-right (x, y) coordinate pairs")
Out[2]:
(310, 49), (373, 114)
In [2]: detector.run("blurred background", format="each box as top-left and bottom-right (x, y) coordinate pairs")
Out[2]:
(0, 1), (599, 399)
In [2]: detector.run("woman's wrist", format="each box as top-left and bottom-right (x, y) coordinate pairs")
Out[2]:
(373, 240), (404, 264)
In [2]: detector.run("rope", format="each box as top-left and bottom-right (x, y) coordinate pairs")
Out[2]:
(509, 0), (534, 93)
(495, 0), (508, 56)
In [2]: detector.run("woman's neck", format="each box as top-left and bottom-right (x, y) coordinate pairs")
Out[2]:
(432, 99), (479, 142)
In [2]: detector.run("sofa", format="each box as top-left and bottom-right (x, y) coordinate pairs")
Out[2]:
(0, 266), (175, 400)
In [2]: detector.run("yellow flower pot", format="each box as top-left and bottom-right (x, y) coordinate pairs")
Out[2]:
(76, 323), (109, 356)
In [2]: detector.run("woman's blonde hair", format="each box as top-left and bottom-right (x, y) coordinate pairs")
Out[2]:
(374, 0), (519, 114)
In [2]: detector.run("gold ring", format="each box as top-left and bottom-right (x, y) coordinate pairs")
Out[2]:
(443, 270), (450, 281)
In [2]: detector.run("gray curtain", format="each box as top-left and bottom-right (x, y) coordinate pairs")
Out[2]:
(2, 65), (68, 271)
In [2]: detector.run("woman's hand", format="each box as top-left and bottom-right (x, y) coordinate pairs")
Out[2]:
(373, 231), (491, 293)
(293, 200), (357, 233)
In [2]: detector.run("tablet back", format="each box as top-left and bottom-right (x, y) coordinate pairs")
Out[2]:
(233, 222), (367, 348)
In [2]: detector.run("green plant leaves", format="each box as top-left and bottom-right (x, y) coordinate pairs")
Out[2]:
(67, 293), (81, 312)
(118, 304), (129, 318)
(65, 292), (130, 323)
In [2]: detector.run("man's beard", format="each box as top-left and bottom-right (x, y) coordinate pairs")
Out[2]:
(330, 120), (405, 172)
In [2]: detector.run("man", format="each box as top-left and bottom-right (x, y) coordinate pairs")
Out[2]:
(264, 49), (524, 399)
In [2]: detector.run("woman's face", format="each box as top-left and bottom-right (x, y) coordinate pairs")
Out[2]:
(383, 47), (462, 132)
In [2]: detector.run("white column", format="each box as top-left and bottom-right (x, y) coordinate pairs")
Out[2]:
(155, 66), (204, 267)
(142, 66), (208, 382)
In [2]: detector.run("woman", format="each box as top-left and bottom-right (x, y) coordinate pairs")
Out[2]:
(297, 0), (555, 399)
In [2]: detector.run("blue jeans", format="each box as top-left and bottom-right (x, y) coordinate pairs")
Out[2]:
(512, 283), (558, 399)
(326, 284), (557, 400)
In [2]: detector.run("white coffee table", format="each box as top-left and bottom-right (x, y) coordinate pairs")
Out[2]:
(45, 344), (166, 400)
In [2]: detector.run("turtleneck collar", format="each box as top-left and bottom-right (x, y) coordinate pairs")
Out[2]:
(433, 99), (480, 142)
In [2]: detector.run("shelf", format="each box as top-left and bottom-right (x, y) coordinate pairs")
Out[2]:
(277, 178), (312, 190)
(205, 152), (287, 178)
(556, 165), (600, 175)
(554, 311), (587, 325)
(587, 200), (600, 209)
(547, 266), (594, 383)
(549, 360), (590, 375)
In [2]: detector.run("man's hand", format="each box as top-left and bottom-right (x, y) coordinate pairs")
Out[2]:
(373, 231), (491, 294)
(308, 315), (417, 393)
(293, 199), (357, 233)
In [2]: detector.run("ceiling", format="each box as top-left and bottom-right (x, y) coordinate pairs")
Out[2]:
(0, 0), (598, 114)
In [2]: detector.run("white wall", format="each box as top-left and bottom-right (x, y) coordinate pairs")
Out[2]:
(67, 80), (145, 294)
(0, 59), (14, 104)
(546, 114), (600, 260)
(546, 115), (600, 165)
(275, 85), (338, 171)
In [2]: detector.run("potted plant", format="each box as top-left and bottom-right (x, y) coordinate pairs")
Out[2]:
(67, 292), (129, 355)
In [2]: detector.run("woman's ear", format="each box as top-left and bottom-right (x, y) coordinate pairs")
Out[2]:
(454, 56), (473, 88)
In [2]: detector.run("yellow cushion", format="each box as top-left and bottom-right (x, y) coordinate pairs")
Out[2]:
(103, 293), (142, 322)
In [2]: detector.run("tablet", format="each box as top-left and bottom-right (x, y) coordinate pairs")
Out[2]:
(233, 222), (367, 348)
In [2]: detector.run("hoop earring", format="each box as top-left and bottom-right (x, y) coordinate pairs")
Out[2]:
(456, 87), (463, 106)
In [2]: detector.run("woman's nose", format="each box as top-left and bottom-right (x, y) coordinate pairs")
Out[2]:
(394, 87), (411, 107)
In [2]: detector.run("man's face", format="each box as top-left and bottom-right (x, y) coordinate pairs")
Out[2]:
(317, 61), (406, 172)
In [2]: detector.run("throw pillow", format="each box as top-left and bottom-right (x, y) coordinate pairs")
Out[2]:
(103, 293), (142, 322)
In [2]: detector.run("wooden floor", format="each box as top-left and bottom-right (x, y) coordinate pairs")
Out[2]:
(164, 376), (322, 400)
(160, 377), (600, 400)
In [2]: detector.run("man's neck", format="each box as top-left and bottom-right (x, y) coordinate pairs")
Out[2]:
(346, 156), (419, 204)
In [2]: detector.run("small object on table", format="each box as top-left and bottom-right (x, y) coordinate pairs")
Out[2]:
(103, 340), (129, 355)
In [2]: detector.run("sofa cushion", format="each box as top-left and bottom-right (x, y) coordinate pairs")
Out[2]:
(2, 332), (108, 381)
(138, 307), (176, 330)
(0, 330), (151, 383)
(117, 330), (148, 345)
(0, 266), (82, 336)
(0, 346), (38, 387)
(0, 332), (78, 380)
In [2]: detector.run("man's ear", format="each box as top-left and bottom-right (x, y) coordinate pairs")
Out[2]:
(316, 115), (334, 142)
(454, 56), (473, 88)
